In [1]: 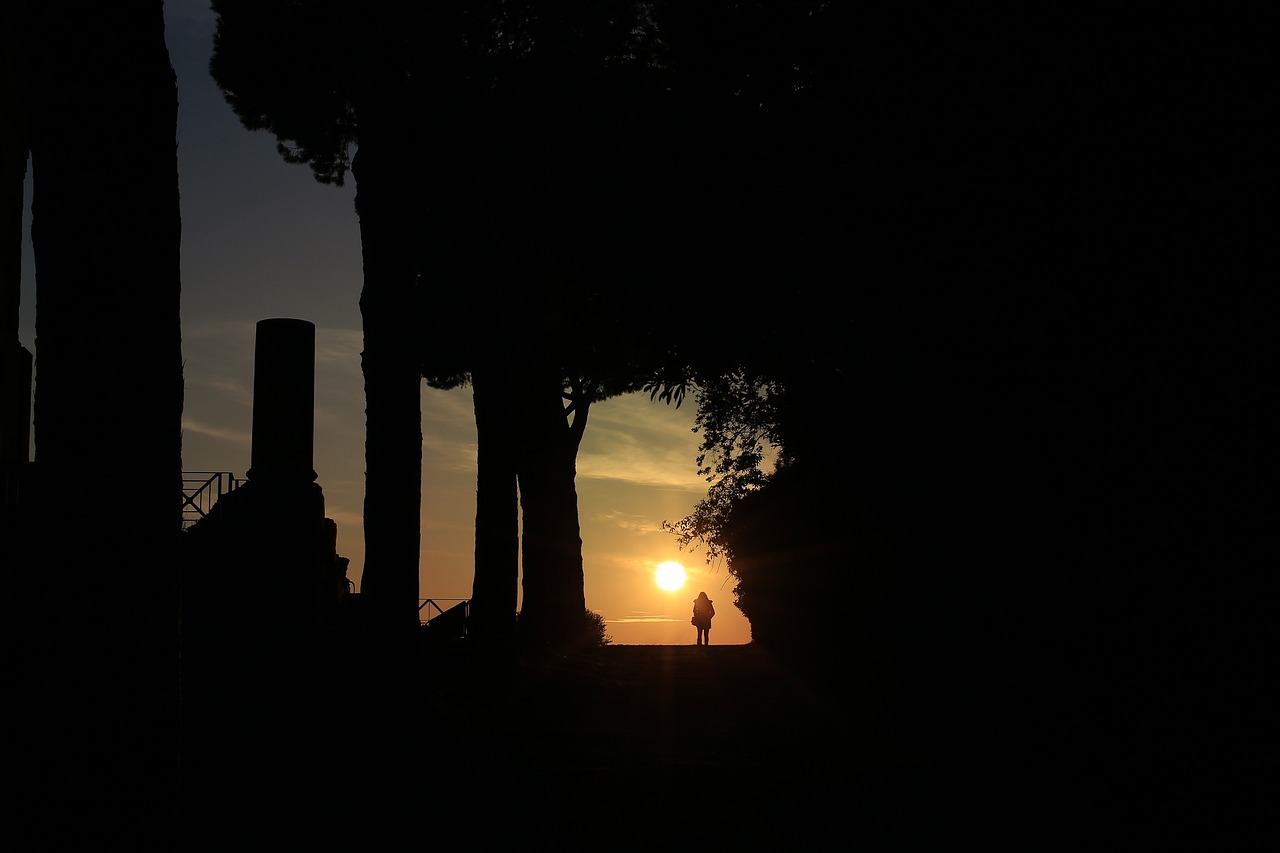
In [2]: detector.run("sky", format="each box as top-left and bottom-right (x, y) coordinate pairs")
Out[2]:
(17, 1), (751, 646)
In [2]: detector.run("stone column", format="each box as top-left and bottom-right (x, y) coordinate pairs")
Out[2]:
(247, 317), (316, 484)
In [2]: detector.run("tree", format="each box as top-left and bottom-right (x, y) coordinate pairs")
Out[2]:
(424, 279), (674, 649)
(14, 0), (184, 830)
(657, 294), (860, 648)
(623, 0), (861, 655)
(508, 293), (644, 649)
(418, 1), (672, 648)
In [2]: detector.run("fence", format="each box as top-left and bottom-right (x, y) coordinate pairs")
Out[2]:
(181, 471), (245, 530)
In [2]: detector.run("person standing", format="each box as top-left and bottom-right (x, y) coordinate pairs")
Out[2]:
(692, 591), (715, 645)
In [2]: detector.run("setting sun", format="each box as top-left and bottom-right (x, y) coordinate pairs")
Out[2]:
(655, 561), (687, 591)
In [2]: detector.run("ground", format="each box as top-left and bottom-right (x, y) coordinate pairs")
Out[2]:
(413, 642), (885, 846)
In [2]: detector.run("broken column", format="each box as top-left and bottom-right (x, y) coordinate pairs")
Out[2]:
(182, 316), (344, 642)
(180, 317), (348, 799)
(248, 317), (317, 485)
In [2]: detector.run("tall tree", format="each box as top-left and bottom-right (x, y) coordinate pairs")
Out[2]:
(419, 1), (670, 647)
(2, 6), (31, 465)
(15, 0), (183, 832)
(423, 280), (670, 648)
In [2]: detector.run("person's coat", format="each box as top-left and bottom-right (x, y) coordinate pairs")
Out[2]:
(692, 594), (715, 629)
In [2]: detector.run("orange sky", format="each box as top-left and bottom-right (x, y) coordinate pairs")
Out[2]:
(421, 388), (754, 646)
(183, 359), (753, 647)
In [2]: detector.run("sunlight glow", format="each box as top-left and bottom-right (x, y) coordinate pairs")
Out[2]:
(655, 561), (687, 591)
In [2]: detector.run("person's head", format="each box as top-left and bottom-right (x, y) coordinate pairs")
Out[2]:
(697, 591), (709, 601)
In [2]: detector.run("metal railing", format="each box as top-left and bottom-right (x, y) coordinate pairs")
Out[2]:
(181, 471), (245, 530)
(420, 598), (469, 636)
(419, 598), (467, 623)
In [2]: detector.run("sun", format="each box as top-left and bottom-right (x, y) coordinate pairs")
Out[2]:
(655, 561), (687, 591)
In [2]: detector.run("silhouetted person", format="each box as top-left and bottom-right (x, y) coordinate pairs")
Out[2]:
(692, 591), (715, 645)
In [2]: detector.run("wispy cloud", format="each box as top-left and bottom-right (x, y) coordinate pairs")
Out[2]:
(422, 431), (478, 474)
(181, 417), (251, 446)
(607, 612), (684, 624)
(588, 508), (665, 536)
(312, 329), (364, 437)
(326, 507), (363, 534)
(201, 376), (254, 408)
(606, 611), (683, 624)
(414, 389), (706, 487)
(182, 319), (256, 411)
(422, 388), (479, 473)
(183, 316), (260, 345)
(424, 387), (474, 421)
(577, 396), (705, 489)
(314, 326), (362, 369)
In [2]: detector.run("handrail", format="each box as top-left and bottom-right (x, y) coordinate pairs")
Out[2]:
(417, 596), (468, 630)
(419, 598), (467, 624)
(181, 471), (245, 530)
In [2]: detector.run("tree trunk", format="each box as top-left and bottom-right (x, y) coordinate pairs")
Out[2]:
(19, 1), (182, 831)
(517, 374), (588, 647)
(351, 107), (423, 634)
(2, 19), (30, 464)
(469, 365), (519, 643)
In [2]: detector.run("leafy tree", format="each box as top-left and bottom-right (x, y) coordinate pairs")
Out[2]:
(418, 2), (672, 649)
(509, 293), (652, 649)
(658, 294), (859, 650)
(424, 280), (675, 649)
(624, 0), (860, 657)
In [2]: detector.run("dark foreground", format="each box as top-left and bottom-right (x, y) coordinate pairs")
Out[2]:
(169, 639), (1154, 847)
(417, 643), (873, 845)
(428, 643), (859, 772)
(405, 641), (1265, 850)
(293, 639), (920, 848)
(29, 635), (1259, 847)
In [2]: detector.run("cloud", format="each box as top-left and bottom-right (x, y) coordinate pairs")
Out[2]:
(325, 507), (363, 533)
(606, 613), (683, 624)
(181, 319), (256, 410)
(201, 376), (254, 407)
(578, 450), (704, 489)
(181, 417), (251, 446)
(577, 396), (706, 489)
(424, 387), (474, 421)
(415, 387), (707, 487)
(422, 388), (479, 473)
(588, 508), (665, 536)
(314, 326), (362, 365)
(182, 316), (259, 345)
(422, 431), (478, 474)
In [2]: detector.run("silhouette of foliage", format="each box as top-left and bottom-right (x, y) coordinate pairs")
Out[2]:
(518, 606), (612, 650)
(663, 367), (783, 562)
(210, 1), (360, 184)
(659, 298), (855, 657)
(584, 608), (613, 647)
